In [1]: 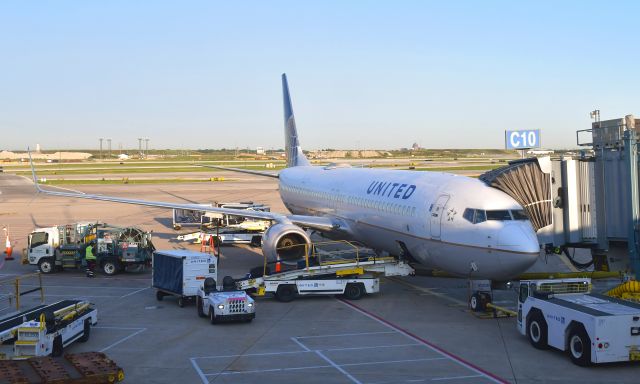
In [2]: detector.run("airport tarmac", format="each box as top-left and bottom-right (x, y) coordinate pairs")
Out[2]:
(0, 173), (637, 383)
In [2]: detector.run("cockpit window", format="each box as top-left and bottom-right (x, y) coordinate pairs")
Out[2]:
(463, 208), (486, 224)
(486, 210), (512, 221)
(511, 209), (529, 220)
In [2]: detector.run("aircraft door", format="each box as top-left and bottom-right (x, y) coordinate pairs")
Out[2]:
(430, 195), (450, 239)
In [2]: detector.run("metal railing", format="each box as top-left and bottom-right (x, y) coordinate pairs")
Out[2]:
(0, 273), (44, 311)
(266, 240), (383, 276)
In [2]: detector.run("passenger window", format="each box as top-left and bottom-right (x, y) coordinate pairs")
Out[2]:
(486, 210), (512, 221)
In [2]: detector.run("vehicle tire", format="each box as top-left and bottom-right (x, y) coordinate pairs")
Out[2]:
(38, 258), (55, 274)
(275, 285), (296, 302)
(177, 296), (185, 308)
(568, 326), (592, 366)
(469, 293), (482, 312)
(156, 290), (165, 301)
(102, 259), (118, 276)
(51, 335), (63, 357)
(79, 319), (91, 342)
(196, 297), (205, 318)
(526, 311), (548, 350)
(343, 283), (365, 300)
(209, 309), (218, 325)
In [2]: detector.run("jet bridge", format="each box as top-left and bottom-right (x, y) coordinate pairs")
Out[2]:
(480, 115), (640, 280)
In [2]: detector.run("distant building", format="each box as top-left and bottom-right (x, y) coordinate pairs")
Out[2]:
(36, 144), (42, 153)
(526, 149), (554, 155)
(256, 147), (265, 155)
(118, 154), (130, 160)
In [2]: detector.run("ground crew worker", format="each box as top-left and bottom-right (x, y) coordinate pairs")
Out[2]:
(85, 241), (96, 277)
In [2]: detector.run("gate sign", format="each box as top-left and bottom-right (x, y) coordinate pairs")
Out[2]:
(505, 129), (540, 150)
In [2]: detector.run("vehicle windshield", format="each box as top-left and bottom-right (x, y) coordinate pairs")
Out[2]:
(29, 232), (48, 248)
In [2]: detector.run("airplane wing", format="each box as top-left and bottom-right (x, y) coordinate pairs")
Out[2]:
(196, 164), (279, 178)
(28, 151), (339, 232)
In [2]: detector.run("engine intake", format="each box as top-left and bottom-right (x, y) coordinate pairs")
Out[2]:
(261, 223), (310, 261)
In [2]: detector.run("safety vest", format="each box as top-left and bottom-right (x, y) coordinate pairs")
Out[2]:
(85, 245), (96, 261)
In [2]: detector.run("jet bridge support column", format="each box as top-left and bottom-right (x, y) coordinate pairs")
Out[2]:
(623, 127), (640, 280)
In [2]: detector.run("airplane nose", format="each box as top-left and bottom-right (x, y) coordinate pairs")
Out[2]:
(497, 223), (540, 254)
(495, 223), (540, 277)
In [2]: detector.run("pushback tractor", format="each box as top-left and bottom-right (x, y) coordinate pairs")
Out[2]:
(518, 278), (640, 366)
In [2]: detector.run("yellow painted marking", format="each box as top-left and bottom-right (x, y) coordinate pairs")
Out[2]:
(336, 267), (364, 276)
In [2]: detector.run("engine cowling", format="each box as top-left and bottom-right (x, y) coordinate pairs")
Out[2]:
(261, 223), (311, 262)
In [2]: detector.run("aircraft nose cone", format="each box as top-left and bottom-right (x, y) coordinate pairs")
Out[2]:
(495, 223), (540, 278)
(497, 223), (540, 253)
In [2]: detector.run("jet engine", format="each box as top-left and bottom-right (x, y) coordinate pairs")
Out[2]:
(261, 223), (311, 261)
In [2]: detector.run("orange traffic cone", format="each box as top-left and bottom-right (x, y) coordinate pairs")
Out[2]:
(274, 255), (282, 273)
(4, 233), (13, 261)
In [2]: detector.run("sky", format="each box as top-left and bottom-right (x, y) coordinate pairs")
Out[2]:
(1, 1), (639, 151)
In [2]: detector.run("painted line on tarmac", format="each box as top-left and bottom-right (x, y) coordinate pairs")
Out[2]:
(208, 356), (448, 377)
(190, 358), (209, 384)
(290, 336), (311, 351)
(338, 299), (509, 384)
(99, 327), (147, 353)
(296, 331), (396, 339)
(120, 287), (150, 298)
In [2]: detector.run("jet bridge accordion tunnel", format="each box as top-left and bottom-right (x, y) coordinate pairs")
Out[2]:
(480, 115), (640, 280)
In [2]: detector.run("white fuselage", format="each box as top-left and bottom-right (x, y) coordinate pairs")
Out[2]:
(279, 166), (540, 280)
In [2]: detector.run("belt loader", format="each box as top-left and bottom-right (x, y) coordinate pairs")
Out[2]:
(0, 300), (97, 359)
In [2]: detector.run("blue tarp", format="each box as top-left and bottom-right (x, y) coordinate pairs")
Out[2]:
(152, 252), (184, 295)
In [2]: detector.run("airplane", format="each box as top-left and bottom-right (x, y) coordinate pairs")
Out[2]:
(29, 74), (540, 281)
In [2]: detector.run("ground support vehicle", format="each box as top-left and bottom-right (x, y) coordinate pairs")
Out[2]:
(517, 278), (640, 366)
(236, 241), (415, 302)
(196, 277), (255, 324)
(25, 222), (154, 276)
(0, 300), (97, 359)
(177, 225), (266, 247)
(172, 204), (213, 230)
(172, 202), (270, 230)
(0, 352), (124, 383)
(152, 250), (217, 307)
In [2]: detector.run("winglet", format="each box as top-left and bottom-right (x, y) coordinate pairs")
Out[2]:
(28, 148), (43, 193)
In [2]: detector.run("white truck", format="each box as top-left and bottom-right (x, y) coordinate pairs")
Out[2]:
(0, 300), (98, 359)
(518, 278), (640, 366)
(196, 277), (256, 324)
